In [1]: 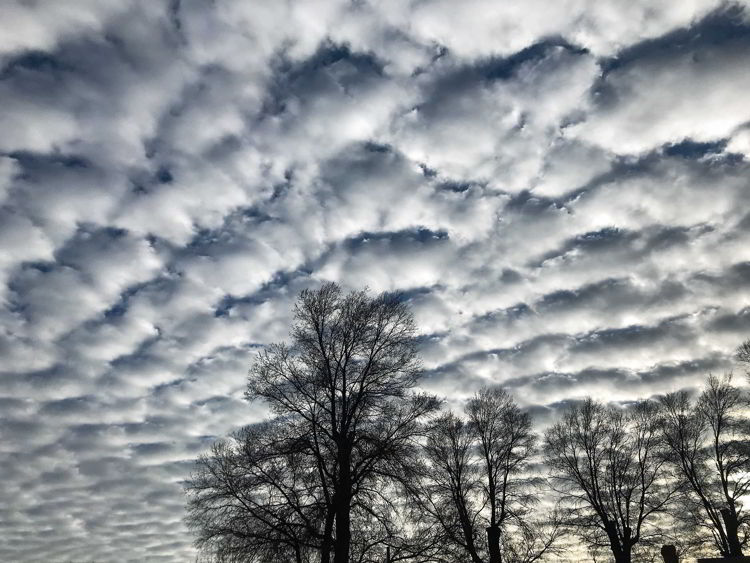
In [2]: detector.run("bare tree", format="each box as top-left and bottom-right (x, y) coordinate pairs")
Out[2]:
(185, 422), (325, 563)
(421, 412), (484, 563)
(544, 398), (673, 563)
(738, 339), (750, 376)
(466, 387), (539, 563)
(660, 373), (750, 557)
(419, 389), (563, 563)
(247, 283), (440, 563)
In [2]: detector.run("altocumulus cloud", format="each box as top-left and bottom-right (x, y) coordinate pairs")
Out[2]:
(1, 0), (750, 560)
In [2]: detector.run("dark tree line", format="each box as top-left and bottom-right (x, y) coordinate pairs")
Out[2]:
(185, 283), (750, 563)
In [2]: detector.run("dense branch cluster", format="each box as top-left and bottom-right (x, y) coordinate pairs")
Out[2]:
(185, 284), (750, 563)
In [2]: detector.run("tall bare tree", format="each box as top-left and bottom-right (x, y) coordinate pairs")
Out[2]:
(544, 398), (673, 563)
(247, 283), (440, 563)
(660, 373), (750, 557)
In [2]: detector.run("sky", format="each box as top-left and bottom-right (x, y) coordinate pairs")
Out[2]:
(1, 1), (750, 561)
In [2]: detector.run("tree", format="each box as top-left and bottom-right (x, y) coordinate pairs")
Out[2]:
(185, 422), (325, 563)
(659, 374), (750, 557)
(738, 339), (750, 374)
(544, 398), (673, 563)
(246, 283), (440, 563)
(418, 389), (562, 563)
(422, 412), (484, 563)
(466, 387), (544, 563)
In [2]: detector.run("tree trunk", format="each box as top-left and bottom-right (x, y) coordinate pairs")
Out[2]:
(660, 545), (678, 563)
(332, 493), (351, 563)
(619, 526), (633, 563)
(487, 524), (502, 563)
(614, 548), (632, 563)
(456, 499), (483, 563)
(721, 508), (744, 557)
(320, 505), (335, 563)
(605, 521), (631, 563)
(333, 446), (352, 563)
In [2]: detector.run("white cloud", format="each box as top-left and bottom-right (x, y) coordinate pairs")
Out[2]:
(0, 1), (130, 58)
(570, 30), (750, 153)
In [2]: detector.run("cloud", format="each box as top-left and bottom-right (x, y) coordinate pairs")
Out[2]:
(0, 1), (749, 561)
(397, 0), (726, 59)
(570, 8), (750, 153)
(0, 1), (130, 58)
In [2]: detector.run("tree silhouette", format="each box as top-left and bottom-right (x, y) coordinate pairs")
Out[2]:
(659, 373), (750, 557)
(417, 388), (563, 563)
(246, 283), (440, 563)
(467, 387), (539, 563)
(738, 338), (750, 374)
(544, 398), (673, 563)
(185, 422), (325, 562)
(422, 412), (483, 562)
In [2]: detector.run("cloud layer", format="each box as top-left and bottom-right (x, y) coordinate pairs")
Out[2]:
(1, 1), (750, 560)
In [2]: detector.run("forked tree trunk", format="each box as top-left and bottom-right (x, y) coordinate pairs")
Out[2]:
(605, 521), (632, 563)
(457, 500), (483, 563)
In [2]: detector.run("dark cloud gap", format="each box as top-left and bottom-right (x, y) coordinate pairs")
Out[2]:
(213, 278), (308, 318)
(424, 309), (729, 395)
(415, 39), (588, 121)
(585, 5), (750, 130)
(664, 138), (728, 159)
(694, 261), (750, 290)
(473, 38), (588, 81)
(262, 41), (385, 117)
(504, 189), (564, 215)
(530, 223), (712, 269)
(342, 227), (450, 250)
(0, 50), (71, 77)
(483, 355), (727, 398)
(7, 150), (92, 171)
(214, 227), (451, 317)
(570, 316), (694, 354)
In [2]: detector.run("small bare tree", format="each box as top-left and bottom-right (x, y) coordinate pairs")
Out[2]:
(466, 387), (542, 563)
(419, 389), (563, 563)
(185, 422), (325, 563)
(660, 373), (750, 557)
(736, 339), (750, 372)
(422, 412), (484, 563)
(544, 398), (673, 563)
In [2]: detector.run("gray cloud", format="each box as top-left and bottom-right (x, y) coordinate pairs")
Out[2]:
(1, 1), (750, 560)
